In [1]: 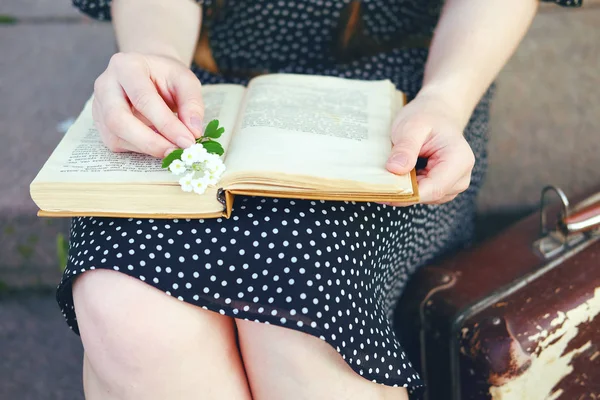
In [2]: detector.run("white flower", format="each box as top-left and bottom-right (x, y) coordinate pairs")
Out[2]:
(178, 173), (195, 192)
(172, 144), (225, 194)
(191, 143), (209, 159)
(181, 144), (208, 166)
(204, 152), (222, 168)
(214, 160), (226, 174)
(191, 177), (209, 194)
(168, 159), (187, 175)
(203, 156), (226, 185)
(204, 170), (220, 185)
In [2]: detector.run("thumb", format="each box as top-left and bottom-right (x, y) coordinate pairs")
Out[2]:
(172, 71), (206, 139)
(386, 121), (430, 175)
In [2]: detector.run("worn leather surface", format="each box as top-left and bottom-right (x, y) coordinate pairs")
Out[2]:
(395, 187), (600, 399)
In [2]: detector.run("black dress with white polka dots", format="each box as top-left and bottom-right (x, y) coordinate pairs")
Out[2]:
(63, 0), (581, 397)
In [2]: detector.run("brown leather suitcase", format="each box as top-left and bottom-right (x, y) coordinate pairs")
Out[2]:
(394, 186), (600, 400)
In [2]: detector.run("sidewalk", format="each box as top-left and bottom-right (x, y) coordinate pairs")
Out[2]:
(1, 1), (115, 289)
(1, 2), (111, 398)
(0, 291), (84, 400)
(1, 1), (599, 398)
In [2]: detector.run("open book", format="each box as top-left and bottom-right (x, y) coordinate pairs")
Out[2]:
(30, 73), (418, 219)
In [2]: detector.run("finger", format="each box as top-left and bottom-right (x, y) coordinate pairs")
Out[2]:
(131, 109), (164, 135)
(131, 108), (153, 127)
(431, 194), (458, 205)
(96, 81), (177, 158)
(106, 110), (177, 158)
(168, 68), (205, 138)
(95, 113), (141, 156)
(417, 158), (463, 203)
(386, 117), (431, 175)
(116, 67), (196, 149)
(102, 131), (140, 153)
(452, 173), (472, 196)
(419, 138), (475, 203)
(94, 100), (149, 154)
(94, 90), (148, 154)
(384, 169), (470, 207)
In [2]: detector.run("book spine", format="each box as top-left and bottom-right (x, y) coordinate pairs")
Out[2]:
(217, 188), (227, 207)
(217, 188), (234, 219)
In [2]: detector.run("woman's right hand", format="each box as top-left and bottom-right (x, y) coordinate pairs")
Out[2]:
(92, 52), (205, 159)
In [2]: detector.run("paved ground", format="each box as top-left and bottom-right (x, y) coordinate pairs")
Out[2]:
(1, 1), (598, 398)
(0, 290), (84, 400)
(1, 7), (115, 289)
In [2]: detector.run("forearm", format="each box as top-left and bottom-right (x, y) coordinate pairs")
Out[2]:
(419, 0), (538, 126)
(111, 0), (201, 66)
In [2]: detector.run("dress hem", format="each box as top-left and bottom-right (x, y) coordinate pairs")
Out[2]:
(56, 270), (426, 398)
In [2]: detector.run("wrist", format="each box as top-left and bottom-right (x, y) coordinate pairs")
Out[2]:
(415, 84), (474, 129)
(112, 0), (200, 68)
(120, 46), (188, 66)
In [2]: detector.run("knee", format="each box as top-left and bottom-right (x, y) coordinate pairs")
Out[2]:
(236, 319), (321, 370)
(72, 270), (173, 377)
(72, 269), (125, 341)
(73, 269), (145, 341)
(72, 270), (142, 394)
(73, 269), (238, 363)
(236, 320), (409, 400)
(73, 270), (251, 400)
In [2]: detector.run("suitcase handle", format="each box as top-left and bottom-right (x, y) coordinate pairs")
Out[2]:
(535, 186), (600, 259)
(540, 186), (600, 235)
(562, 192), (600, 233)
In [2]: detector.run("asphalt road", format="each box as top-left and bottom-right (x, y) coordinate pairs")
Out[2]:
(0, 291), (84, 400)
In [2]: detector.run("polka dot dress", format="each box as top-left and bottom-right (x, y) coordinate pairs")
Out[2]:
(64, 0), (582, 398)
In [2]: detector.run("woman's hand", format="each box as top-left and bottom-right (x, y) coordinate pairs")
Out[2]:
(92, 52), (205, 159)
(385, 92), (475, 205)
(381, 0), (539, 207)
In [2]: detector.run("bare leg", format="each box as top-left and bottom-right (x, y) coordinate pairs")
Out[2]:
(236, 320), (409, 400)
(72, 269), (252, 400)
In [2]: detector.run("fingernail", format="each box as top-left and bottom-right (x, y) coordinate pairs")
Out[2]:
(176, 136), (195, 149)
(164, 147), (178, 158)
(390, 153), (409, 167)
(190, 115), (203, 131)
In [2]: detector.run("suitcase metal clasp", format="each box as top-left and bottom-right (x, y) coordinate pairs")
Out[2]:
(533, 186), (600, 259)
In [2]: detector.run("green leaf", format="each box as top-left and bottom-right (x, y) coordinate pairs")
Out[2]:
(161, 149), (184, 168)
(214, 127), (225, 137)
(204, 119), (223, 138)
(0, 15), (18, 25)
(202, 140), (224, 156)
(56, 234), (69, 273)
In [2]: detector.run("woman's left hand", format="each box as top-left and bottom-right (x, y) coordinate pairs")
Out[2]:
(385, 92), (475, 205)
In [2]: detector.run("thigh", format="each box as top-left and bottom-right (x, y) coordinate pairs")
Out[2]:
(236, 319), (409, 400)
(72, 269), (251, 400)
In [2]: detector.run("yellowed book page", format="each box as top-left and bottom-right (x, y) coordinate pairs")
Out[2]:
(32, 84), (245, 185)
(220, 73), (412, 194)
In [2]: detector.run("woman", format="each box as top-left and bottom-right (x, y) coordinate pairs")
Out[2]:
(60, 0), (579, 399)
